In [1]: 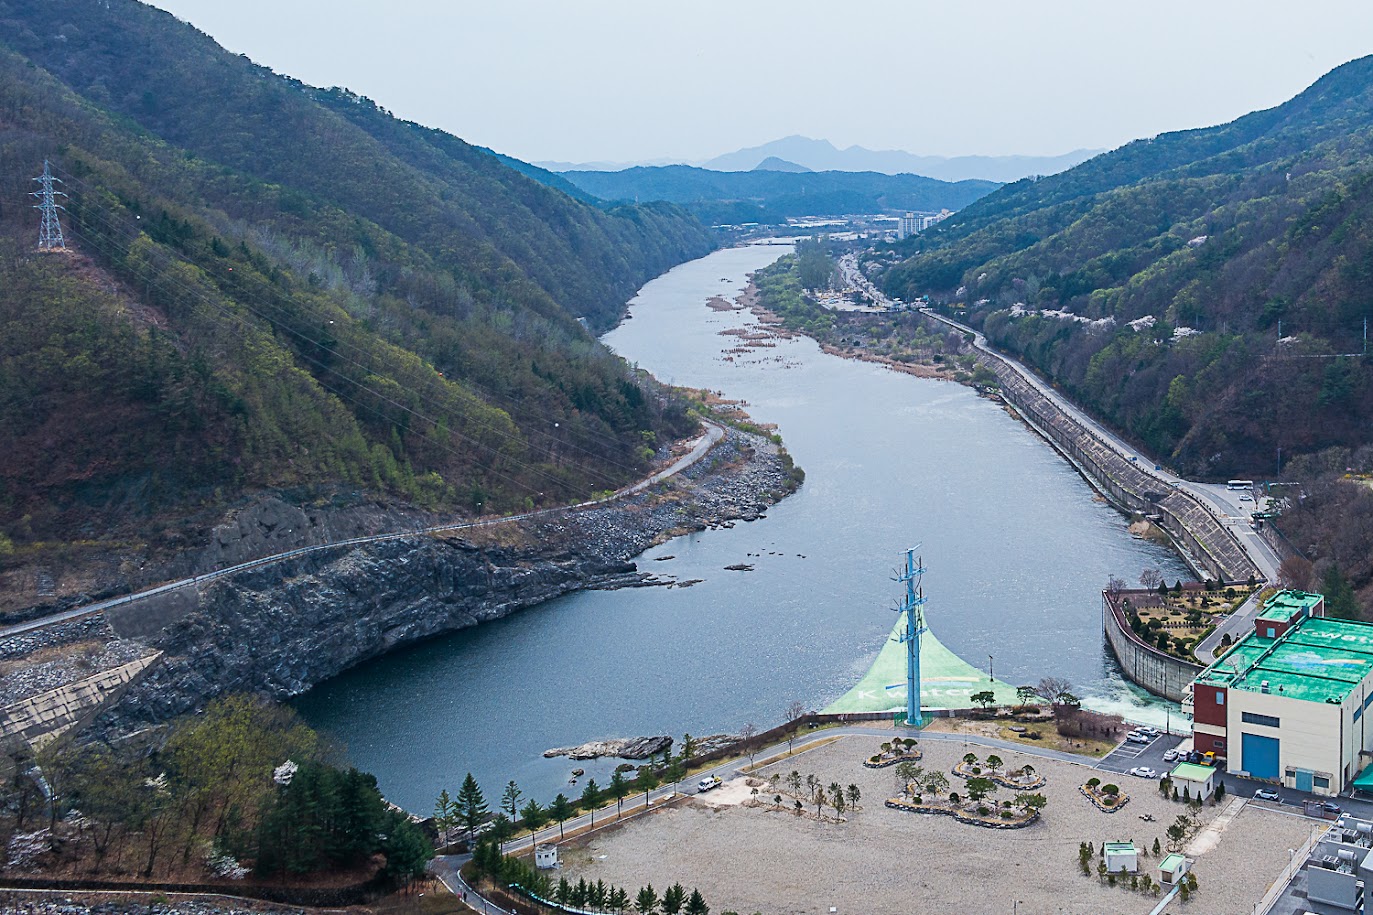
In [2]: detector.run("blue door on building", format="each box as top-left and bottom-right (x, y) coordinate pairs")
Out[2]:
(1295, 769), (1313, 792)
(1243, 732), (1281, 780)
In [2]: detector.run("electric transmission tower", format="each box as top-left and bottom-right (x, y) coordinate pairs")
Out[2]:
(893, 545), (928, 728)
(31, 159), (67, 251)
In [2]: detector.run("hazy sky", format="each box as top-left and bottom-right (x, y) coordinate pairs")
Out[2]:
(149, 1), (1373, 164)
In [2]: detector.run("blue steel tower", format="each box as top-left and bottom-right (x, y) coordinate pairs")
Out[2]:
(895, 546), (928, 728)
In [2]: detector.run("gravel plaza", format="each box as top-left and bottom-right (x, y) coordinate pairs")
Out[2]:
(560, 735), (1320, 914)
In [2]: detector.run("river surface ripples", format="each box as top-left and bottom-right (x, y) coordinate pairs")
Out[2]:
(295, 245), (1188, 811)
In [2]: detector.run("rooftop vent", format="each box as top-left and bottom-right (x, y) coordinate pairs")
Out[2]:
(1261, 680), (1270, 693)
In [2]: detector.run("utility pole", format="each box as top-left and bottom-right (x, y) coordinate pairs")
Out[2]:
(30, 160), (67, 251)
(894, 546), (928, 729)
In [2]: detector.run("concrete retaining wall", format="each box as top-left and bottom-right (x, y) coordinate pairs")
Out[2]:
(1100, 593), (1201, 702)
(990, 365), (1259, 584)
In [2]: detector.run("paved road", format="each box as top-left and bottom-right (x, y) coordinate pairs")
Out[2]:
(1195, 588), (1264, 663)
(919, 307), (1281, 585)
(0, 421), (725, 640)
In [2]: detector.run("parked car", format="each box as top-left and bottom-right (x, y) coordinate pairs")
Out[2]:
(1126, 733), (1152, 744)
(1254, 788), (1281, 801)
(1162, 748), (1180, 762)
(1129, 767), (1159, 778)
(1323, 801), (1343, 815)
(1137, 726), (1161, 736)
(697, 775), (722, 793)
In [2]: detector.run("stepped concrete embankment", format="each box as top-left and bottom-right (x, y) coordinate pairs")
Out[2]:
(920, 308), (1260, 586)
(990, 363), (1259, 584)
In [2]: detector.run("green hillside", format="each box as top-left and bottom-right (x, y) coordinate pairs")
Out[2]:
(558, 165), (999, 225)
(0, 0), (714, 563)
(881, 56), (1373, 478)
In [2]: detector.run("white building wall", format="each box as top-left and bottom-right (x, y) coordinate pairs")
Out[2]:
(1227, 688), (1342, 786)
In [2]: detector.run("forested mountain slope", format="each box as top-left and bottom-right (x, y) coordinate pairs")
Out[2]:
(559, 165), (999, 225)
(881, 55), (1373, 479)
(0, 0), (714, 581)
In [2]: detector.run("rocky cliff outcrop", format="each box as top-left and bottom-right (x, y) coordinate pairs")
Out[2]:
(91, 428), (794, 736)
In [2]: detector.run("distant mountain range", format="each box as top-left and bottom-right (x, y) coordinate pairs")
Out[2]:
(537, 137), (1102, 183)
(702, 137), (1103, 182)
(557, 165), (999, 226)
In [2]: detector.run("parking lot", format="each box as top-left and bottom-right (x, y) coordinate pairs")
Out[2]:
(1095, 731), (1373, 823)
(1097, 729), (1184, 779)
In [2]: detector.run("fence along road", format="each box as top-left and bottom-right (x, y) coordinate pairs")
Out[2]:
(0, 421), (725, 640)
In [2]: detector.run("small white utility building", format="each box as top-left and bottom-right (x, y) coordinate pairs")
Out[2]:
(1159, 853), (1190, 886)
(1104, 842), (1138, 874)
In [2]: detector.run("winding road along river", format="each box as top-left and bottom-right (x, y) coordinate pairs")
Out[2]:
(295, 245), (1189, 812)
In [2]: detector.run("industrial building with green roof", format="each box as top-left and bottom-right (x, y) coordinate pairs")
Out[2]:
(1185, 590), (1373, 796)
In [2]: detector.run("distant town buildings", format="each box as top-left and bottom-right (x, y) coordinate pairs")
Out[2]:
(896, 209), (953, 240)
(921, 209), (953, 231)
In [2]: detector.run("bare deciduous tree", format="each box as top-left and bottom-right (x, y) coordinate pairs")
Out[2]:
(1034, 676), (1074, 703)
(739, 722), (758, 766)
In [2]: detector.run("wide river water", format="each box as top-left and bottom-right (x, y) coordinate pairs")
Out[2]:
(295, 245), (1189, 812)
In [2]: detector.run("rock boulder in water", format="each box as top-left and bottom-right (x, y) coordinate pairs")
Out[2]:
(543, 735), (673, 760)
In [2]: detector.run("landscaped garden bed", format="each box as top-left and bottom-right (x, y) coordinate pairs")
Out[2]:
(884, 795), (1041, 829)
(863, 738), (922, 768)
(951, 752), (1047, 790)
(1081, 778), (1129, 812)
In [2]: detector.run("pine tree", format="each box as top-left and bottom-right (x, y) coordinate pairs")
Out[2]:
(501, 780), (522, 822)
(521, 798), (548, 832)
(683, 888), (709, 915)
(582, 778), (604, 826)
(610, 770), (630, 817)
(456, 773), (488, 842)
(550, 793), (575, 840)
(433, 788), (456, 847)
(1323, 564), (1360, 619)
(635, 884), (659, 915)
(661, 882), (686, 915)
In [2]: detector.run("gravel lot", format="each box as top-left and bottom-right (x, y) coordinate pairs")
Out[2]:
(562, 735), (1318, 914)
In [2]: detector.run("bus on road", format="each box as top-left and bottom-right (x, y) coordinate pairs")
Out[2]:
(1227, 479), (1254, 490)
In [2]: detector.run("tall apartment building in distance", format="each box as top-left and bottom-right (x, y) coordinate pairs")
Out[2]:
(897, 209), (954, 240)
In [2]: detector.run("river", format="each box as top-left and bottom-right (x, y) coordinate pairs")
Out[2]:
(295, 244), (1189, 812)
